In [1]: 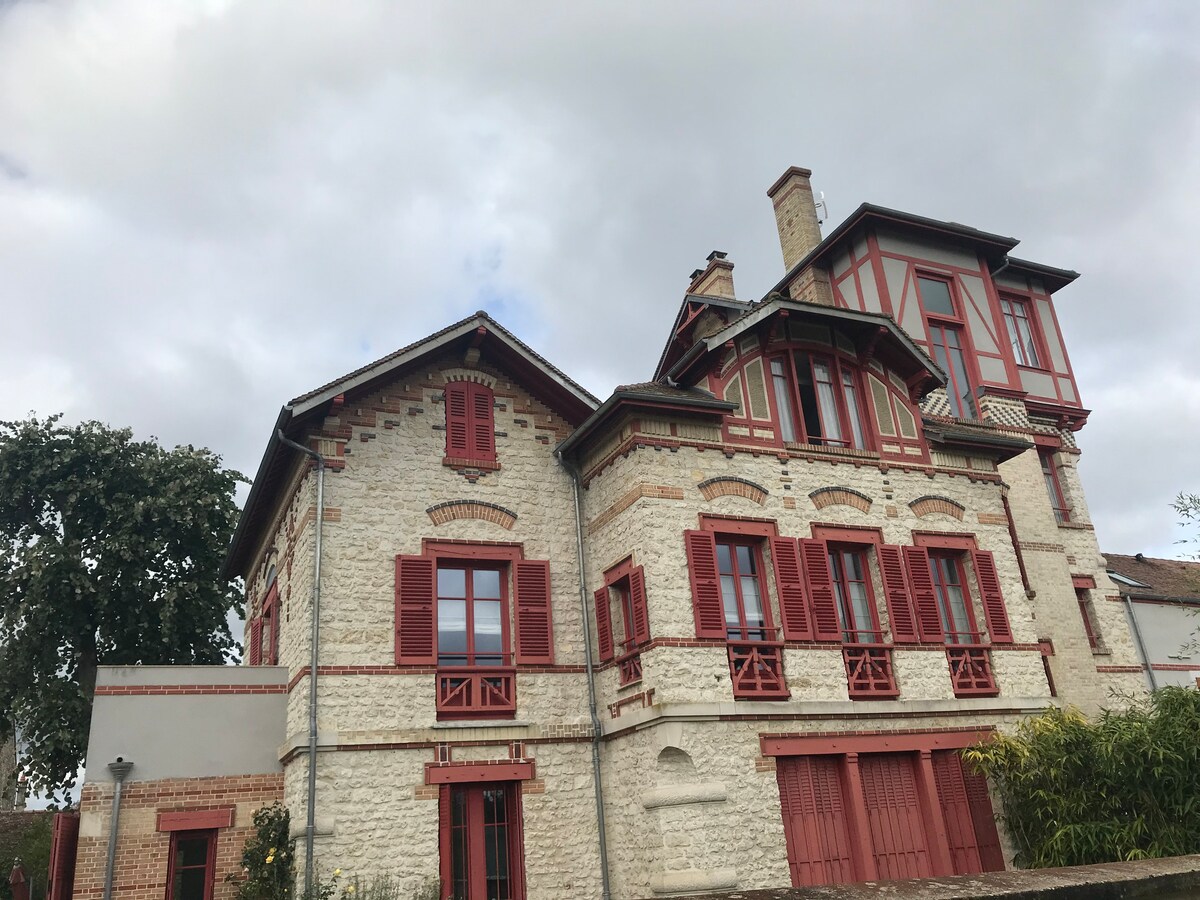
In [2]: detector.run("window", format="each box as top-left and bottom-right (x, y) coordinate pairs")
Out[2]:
(717, 539), (771, 641)
(166, 830), (216, 900)
(1001, 297), (1041, 368)
(1039, 450), (1070, 523)
(594, 561), (650, 685)
(441, 783), (524, 900)
(917, 275), (956, 317)
(928, 553), (978, 644)
(770, 352), (867, 449)
(1077, 589), (1103, 651)
(437, 564), (507, 667)
(828, 546), (879, 643)
(444, 380), (496, 466)
(928, 322), (974, 419)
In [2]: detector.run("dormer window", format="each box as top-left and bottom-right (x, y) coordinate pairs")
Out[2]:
(768, 352), (867, 450)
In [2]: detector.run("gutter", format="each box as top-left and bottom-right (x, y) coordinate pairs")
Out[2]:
(276, 427), (326, 893)
(102, 758), (133, 900)
(556, 450), (612, 900)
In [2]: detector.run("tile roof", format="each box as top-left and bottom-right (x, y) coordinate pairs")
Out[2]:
(1104, 553), (1200, 601)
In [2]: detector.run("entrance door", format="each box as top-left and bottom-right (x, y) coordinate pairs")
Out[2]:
(442, 782), (524, 900)
(777, 756), (855, 887)
(858, 753), (933, 880)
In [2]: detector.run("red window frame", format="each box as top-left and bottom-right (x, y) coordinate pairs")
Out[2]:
(436, 561), (511, 667)
(927, 321), (975, 419)
(444, 380), (497, 467)
(1076, 589), (1101, 651)
(595, 558), (650, 685)
(927, 552), (980, 645)
(439, 781), (526, 900)
(716, 537), (775, 642)
(827, 544), (881, 643)
(1000, 295), (1044, 369)
(261, 582), (279, 666)
(766, 351), (869, 451)
(165, 829), (217, 900)
(1039, 449), (1071, 523)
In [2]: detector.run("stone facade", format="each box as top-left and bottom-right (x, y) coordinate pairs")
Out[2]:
(72, 168), (1144, 900)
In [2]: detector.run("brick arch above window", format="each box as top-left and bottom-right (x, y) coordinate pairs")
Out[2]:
(426, 499), (518, 530)
(698, 476), (768, 505)
(909, 495), (966, 521)
(808, 486), (872, 513)
(440, 368), (497, 388)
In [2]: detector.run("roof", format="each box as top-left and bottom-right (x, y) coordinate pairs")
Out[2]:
(1104, 553), (1200, 602)
(652, 292), (754, 382)
(665, 295), (946, 388)
(557, 382), (736, 458)
(767, 203), (1076, 299)
(224, 311), (600, 579)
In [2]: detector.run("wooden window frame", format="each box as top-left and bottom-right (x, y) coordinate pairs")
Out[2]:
(927, 551), (982, 645)
(766, 350), (871, 451)
(438, 781), (527, 900)
(435, 560), (512, 668)
(261, 582), (279, 666)
(1039, 449), (1071, 523)
(716, 536), (776, 642)
(927, 320), (975, 419)
(1000, 294), (1047, 370)
(598, 556), (650, 685)
(828, 544), (882, 643)
(165, 829), (217, 900)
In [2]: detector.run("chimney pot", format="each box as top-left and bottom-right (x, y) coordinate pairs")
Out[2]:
(689, 269), (704, 281)
(706, 250), (727, 262)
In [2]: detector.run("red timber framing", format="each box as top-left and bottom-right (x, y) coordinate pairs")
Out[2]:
(595, 556), (651, 685)
(767, 730), (1003, 887)
(395, 540), (554, 720)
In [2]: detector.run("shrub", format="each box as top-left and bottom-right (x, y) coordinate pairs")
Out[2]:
(230, 803), (296, 900)
(963, 686), (1200, 868)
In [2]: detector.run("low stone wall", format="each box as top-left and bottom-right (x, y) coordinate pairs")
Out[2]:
(649, 853), (1200, 899)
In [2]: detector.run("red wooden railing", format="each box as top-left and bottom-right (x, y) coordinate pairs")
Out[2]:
(843, 635), (899, 698)
(727, 639), (790, 699)
(617, 651), (643, 685)
(946, 644), (998, 696)
(436, 666), (517, 719)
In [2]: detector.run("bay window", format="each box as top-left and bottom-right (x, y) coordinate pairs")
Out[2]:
(769, 352), (868, 449)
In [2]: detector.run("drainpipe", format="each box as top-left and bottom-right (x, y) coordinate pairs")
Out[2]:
(556, 451), (612, 900)
(1000, 492), (1031, 596)
(102, 758), (133, 900)
(1123, 596), (1158, 691)
(277, 429), (325, 894)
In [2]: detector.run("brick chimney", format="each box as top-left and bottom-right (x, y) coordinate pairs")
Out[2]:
(687, 250), (736, 299)
(767, 166), (823, 271)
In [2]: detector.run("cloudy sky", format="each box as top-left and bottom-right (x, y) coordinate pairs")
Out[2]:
(1, 0), (1197, 559)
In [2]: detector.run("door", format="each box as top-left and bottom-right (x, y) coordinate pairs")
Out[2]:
(442, 782), (524, 900)
(858, 753), (933, 880)
(931, 750), (1005, 874)
(777, 756), (855, 887)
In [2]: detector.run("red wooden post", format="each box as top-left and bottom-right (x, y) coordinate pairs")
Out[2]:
(915, 750), (954, 876)
(840, 753), (879, 882)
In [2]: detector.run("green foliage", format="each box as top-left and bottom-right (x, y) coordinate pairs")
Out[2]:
(1174, 492), (1200, 558)
(0, 812), (53, 900)
(231, 804), (295, 900)
(963, 686), (1200, 868)
(0, 414), (246, 802)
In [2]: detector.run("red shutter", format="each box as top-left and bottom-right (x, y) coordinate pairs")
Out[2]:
(515, 560), (554, 664)
(972, 550), (1013, 644)
(771, 537), (813, 640)
(879, 544), (919, 643)
(247, 619), (262, 666)
(593, 587), (614, 661)
(48, 812), (79, 900)
(799, 538), (841, 642)
(628, 566), (651, 645)
(684, 530), (725, 638)
(469, 383), (496, 460)
(904, 545), (944, 643)
(395, 555), (437, 665)
(445, 382), (470, 457)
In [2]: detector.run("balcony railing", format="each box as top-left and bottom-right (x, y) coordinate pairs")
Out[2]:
(843, 635), (899, 699)
(616, 647), (643, 686)
(946, 644), (998, 697)
(727, 639), (790, 700)
(436, 666), (517, 719)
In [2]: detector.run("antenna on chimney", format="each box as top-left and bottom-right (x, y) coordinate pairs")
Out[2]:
(815, 191), (829, 225)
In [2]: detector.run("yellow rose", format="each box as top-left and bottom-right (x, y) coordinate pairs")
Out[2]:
(333, 869), (342, 877)
(266, 855), (275, 865)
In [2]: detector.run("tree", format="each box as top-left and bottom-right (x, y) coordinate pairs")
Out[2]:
(1173, 492), (1200, 557)
(0, 415), (246, 801)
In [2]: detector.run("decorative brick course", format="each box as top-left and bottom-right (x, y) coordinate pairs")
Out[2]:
(426, 499), (518, 530)
(908, 495), (966, 520)
(698, 476), (768, 505)
(587, 483), (685, 534)
(808, 486), (872, 513)
(977, 512), (1009, 526)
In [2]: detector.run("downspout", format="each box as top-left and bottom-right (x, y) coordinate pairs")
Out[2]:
(1000, 492), (1032, 596)
(277, 428), (325, 894)
(102, 758), (133, 900)
(1123, 596), (1158, 691)
(557, 450), (612, 900)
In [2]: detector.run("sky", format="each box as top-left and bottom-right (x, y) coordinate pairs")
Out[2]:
(1, 0), (1198, 562)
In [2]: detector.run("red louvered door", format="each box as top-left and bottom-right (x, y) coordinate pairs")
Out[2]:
(964, 767), (1005, 872)
(777, 756), (855, 887)
(858, 753), (933, 881)
(931, 751), (982, 875)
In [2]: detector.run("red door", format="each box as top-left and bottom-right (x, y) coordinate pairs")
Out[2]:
(858, 753), (933, 880)
(931, 751), (982, 874)
(777, 756), (855, 887)
(964, 766), (1005, 872)
(47, 812), (79, 900)
(442, 782), (525, 900)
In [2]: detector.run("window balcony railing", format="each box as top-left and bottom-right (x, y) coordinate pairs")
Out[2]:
(843, 635), (899, 699)
(946, 643), (998, 697)
(436, 666), (517, 719)
(615, 641), (643, 686)
(727, 637), (790, 700)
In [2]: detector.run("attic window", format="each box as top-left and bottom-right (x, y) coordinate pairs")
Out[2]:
(1107, 571), (1151, 589)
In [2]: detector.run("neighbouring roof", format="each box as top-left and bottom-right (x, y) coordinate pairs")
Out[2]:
(1104, 553), (1200, 602)
(224, 311), (600, 579)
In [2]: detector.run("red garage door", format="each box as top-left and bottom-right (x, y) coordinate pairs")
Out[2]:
(859, 753), (933, 880)
(776, 755), (855, 887)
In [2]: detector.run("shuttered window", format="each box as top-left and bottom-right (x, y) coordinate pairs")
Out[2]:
(444, 381), (497, 464)
(247, 619), (262, 666)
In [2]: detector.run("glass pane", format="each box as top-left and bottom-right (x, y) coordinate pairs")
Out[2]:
(451, 789), (468, 900)
(716, 543), (733, 576)
(176, 836), (208, 868)
(740, 575), (764, 628)
(735, 545), (756, 575)
(842, 371), (866, 449)
(946, 346), (974, 417)
(918, 276), (955, 316)
(770, 360), (797, 442)
(474, 599), (503, 659)
(815, 378), (843, 443)
(438, 598), (468, 660)
(794, 352), (823, 441)
(473, 569), (501, 599)
(174, 868), (207, 900)
(438, 568), (467, 598)
(1018, 318), (1040, 366)
(848, 580), (873, 640)
(720, 576), (740, 630)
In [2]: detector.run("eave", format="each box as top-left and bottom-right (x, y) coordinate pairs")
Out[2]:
(557, 388), (736, 459)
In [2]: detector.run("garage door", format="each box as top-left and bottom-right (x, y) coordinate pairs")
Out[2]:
(859, 753), (933, 880)
(776, 755), (855, 886)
